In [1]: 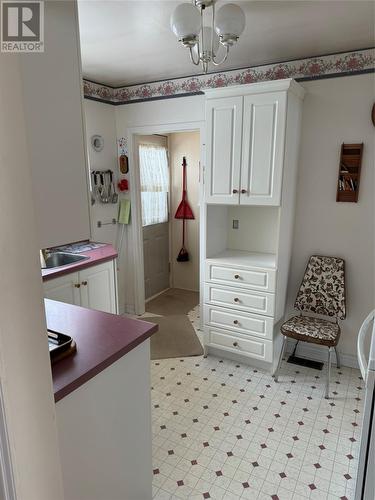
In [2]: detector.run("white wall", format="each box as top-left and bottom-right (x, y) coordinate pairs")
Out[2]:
(169, 132), (200, 292)
(286, 73), (374, 359)
(84, 99), (118, 244)
(84, 99), (133, 312)
(114, 73), (374, 361)
(0, 55), (63, 500)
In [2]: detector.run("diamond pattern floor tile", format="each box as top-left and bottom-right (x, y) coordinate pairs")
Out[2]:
(151, 307), (364, 499)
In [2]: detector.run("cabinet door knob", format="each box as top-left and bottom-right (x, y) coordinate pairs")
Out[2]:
(74, 283), (81, 288)
(234, 274), (240, 279)
(233, 342), (238, 347)
(232, 189), (238, 194)
(241, 189), (247, 194)
(233, 320), (239, 325)
(82, 281), (88, 286)
(234, 297), (240, 302)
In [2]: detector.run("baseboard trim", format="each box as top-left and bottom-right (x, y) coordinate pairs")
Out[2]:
(145, 288), (170, 303)
(286, 339), (358, 369)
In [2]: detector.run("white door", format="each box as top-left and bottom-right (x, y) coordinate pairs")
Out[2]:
(240, 92), (287, 205)
(143, 222), (170, 299)
(138, 141), (170, 300)
(79, 261), (117, 313)
(43, 272), (81, 305)
(205, 96), (243, 204)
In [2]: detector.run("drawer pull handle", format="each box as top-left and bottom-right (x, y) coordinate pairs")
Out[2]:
(241, 189), (247, 194)
(233, 320), (239, 325)
(82, 281), (88, 286)
(232, 189), (238, 194)
(74, 283), (81, 288)
(233, 342), (238, 347)
(234, 297), (240, 302)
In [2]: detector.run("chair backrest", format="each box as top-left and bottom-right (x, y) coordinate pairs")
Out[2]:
(294, 255), (346, 320)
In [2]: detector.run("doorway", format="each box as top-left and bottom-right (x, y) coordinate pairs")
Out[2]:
(136, 132), (201, 307)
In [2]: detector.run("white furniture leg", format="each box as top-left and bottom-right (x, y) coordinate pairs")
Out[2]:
(325, 347), (332, 399)
(274, 336), (287, 382)
(334, 346), (341, 369)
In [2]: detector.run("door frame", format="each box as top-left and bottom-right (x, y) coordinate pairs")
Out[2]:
(127, 121), (205, 315)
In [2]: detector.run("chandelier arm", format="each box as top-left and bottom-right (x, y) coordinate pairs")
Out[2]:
(212, 45), (230, 66)
(210, 1), (215, 58)
(189, 45), (201, 66)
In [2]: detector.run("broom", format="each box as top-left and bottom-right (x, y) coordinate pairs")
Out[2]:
(175, 156), (194, 262)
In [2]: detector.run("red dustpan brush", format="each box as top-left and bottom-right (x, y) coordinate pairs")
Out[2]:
(175, 156), (194, 262)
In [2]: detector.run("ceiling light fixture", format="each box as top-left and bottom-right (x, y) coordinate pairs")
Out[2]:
(170, 0), (245, 74)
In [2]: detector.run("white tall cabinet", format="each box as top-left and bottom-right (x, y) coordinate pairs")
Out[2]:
(202, 79), (305, 372)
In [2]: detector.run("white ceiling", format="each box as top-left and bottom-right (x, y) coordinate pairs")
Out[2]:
(78, 0), (375, 87)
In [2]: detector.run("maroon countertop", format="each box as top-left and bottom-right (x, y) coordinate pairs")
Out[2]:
(46, 299), (158, 402)
(42, 244), (118, 281)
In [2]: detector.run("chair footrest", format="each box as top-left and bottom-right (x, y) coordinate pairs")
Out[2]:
(287, 354), (324, 371)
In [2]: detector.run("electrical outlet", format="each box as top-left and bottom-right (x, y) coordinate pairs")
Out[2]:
(232, 219), (239, 229)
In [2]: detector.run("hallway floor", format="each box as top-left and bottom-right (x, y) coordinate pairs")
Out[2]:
(151, 310), (363, 500)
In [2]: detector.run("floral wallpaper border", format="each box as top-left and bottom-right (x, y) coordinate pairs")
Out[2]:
(83, 48), (374, 105)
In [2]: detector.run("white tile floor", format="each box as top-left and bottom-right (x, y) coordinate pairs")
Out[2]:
(151, 307), (364, 500)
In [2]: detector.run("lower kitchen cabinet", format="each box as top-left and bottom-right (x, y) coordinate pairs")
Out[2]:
(43, 260), (118, 314)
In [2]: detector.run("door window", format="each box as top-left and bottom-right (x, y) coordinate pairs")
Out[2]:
(139, 144), (169, 226)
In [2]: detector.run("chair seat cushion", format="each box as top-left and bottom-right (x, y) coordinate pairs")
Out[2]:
(281, 315), (340, 346)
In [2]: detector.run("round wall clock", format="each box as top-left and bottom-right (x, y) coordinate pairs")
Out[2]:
(91, 134), (104, 152)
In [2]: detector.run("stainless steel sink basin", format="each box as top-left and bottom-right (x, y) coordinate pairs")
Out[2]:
(42, 252), (89, 269)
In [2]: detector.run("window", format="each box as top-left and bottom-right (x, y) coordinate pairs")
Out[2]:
(139, 144), (169, 227)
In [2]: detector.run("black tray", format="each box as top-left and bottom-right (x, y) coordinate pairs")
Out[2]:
(48, 330), (74, 358)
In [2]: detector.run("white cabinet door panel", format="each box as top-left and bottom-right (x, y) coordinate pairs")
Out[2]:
(43, 272), (80, 306)
(205, 97), (242, 204)
(79, 261), (117, 314)
(241, 92), (286, 205)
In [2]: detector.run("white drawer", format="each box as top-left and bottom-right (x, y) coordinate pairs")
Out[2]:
(204, 304), (273, 340)
(207, 327), (273, 362)
(205, 262), (276, 292)
(204, 283), (274, 317)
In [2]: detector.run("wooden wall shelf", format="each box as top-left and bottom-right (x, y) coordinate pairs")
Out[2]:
(336, 143), (363, 203)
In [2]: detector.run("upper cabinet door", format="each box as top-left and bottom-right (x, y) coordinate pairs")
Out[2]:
(20, 1), (91, 248)
(240, 92), (287, 205)
(205, 97), (243, 204)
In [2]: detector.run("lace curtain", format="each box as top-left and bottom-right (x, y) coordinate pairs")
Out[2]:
(139, 144), (169, 227)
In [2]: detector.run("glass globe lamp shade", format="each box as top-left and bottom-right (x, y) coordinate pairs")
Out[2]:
(215, 3), (245, 45)
(170, 3), (201, 42)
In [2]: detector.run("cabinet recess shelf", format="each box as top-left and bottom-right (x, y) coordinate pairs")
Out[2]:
(206, 250), (277, 269)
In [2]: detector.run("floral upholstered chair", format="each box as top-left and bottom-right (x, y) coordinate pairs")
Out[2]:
(274, 255), (346, 399)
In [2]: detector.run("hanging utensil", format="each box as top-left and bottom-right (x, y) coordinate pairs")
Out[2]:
(175, 156), (194, 262)
(109, 170), (118, 203)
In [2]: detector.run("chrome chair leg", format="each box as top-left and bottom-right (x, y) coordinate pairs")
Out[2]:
(274, 336), (287, 382)
(334, 346), (341, 369)
(325, 347), (332, 399)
